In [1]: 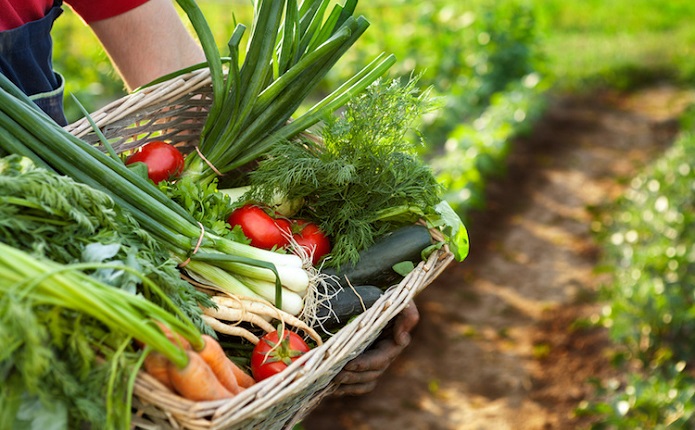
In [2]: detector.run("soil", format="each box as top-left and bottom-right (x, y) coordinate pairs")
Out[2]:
(303, 84), (695, 430)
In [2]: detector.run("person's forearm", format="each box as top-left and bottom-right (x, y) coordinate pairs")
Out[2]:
(88, 0), (205, 91)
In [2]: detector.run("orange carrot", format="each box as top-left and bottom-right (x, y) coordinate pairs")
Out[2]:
(155, 321), (191, 350)
(229, 361), (257, 389)
(143, 351), (174, 391)
(168, 350), (235, 401)
(198, 334), (255, 391)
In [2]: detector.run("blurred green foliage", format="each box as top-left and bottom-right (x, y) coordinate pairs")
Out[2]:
(577, 365), (695, 429)
(598, 131), (695, 363)
(52, 9), (126, 122)
(531, 0), (695, 91)
(587, 111), (695, 426)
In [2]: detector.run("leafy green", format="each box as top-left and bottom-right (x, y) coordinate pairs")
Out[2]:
(0, 241), (203, 429)
(159, 175), (248, 244)
(392, 261), (416, 277)
(0, 155), (213, 332)
(0, 282), (131, 428)
(431, 200), (470, 261)
(13, 395), (68, 430)
(0, 158), (209, 428)
(247, 77), (468, 265)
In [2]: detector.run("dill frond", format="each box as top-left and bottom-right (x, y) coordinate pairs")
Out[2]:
(248, 76), (442, 266)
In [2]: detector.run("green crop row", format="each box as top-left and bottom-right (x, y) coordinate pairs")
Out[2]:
(582, 110), (695, 427)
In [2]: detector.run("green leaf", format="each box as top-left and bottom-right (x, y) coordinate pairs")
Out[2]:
(15, 395), (68, 430)
(432, 200), (470, 262)
(392, 261), (416, 277)
(81, 243), (120, 263)
(125, 161), (150, 182)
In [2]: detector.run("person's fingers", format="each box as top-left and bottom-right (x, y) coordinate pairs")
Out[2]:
(332, 380), (378, 397)
(330, 302), (421, 399)
(393, 301), (420, 346)
(342, 338), (405, 372)
(333, 369), (384, 386)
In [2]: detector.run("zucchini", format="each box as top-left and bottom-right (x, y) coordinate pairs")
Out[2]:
(322, 224), (433, 290)
(314, 285), (383, 330)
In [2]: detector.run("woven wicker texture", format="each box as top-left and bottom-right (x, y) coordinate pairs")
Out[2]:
(66, 70), (455, 430)
(66, 69), (213, 153)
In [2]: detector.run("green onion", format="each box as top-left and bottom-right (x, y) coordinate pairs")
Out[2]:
(235, 275), (305, 316)
(193, 252), (309, 294)
(173, 0), (396, 185)
(0, 242), (199, 367)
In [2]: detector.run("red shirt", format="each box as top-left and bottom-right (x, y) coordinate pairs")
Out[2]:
(0, 0), (150, 31)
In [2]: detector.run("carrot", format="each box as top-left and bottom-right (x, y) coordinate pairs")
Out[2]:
(143, 351), (174, 391)
(168, 350), (235, 401)
(229, 361), (257, 389)
(155, 321), (192, 350)
(198, 334), (255, 391)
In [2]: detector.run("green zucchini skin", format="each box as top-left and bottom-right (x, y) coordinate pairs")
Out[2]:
(314, 285), (383, 330)
(321, 224), (433, 290)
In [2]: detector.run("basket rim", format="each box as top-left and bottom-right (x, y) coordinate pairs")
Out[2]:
(65, 68), (213, 139)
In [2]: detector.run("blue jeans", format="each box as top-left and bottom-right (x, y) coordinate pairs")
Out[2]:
(0, 2), (67, 125)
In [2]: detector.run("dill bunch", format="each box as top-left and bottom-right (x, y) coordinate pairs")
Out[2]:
(248, 77), (443, 266)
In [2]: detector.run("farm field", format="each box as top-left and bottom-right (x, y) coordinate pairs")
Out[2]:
(31, 0), (695, 428)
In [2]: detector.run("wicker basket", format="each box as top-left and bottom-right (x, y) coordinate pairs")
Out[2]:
(67, 68), (455, 430)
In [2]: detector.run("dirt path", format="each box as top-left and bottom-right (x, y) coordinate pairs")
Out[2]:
(303, 85), (695, 430)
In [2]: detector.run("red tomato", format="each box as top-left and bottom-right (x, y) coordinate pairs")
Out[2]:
(293, 221), (331, 265)
(228, 205), (292, 250)
(125, 141), (185, 184)
(250, 328), (311, 381)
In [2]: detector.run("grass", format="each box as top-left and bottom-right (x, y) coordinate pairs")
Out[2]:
(531, 0), (695, 90)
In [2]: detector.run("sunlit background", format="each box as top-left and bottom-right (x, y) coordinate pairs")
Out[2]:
(51, 2), (695, 424)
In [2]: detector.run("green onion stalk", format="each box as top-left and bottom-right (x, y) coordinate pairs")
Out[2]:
(0, 242), (201, 429)
(0, 242), (200, 366)
(172, 0), (396, 186)
(0, 74), (302, 313)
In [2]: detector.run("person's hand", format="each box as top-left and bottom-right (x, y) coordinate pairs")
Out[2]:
(331, 300), (420, 396)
